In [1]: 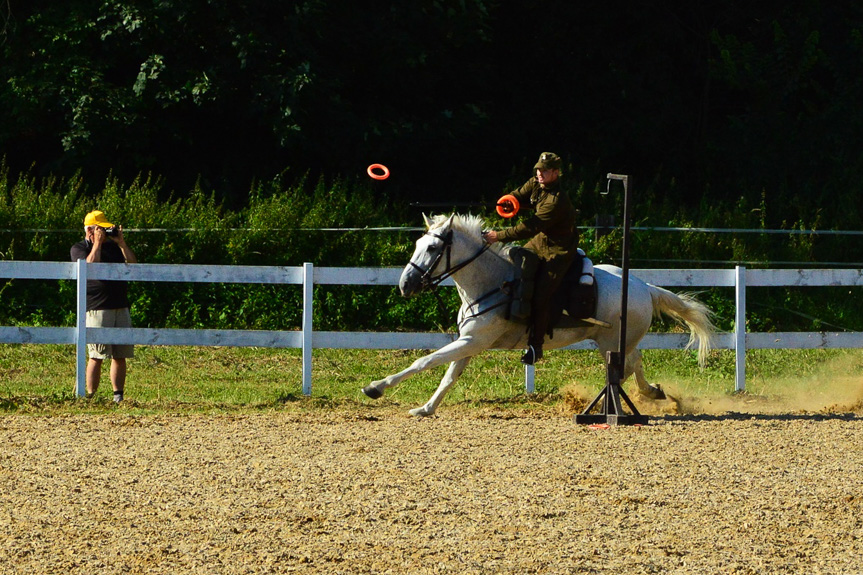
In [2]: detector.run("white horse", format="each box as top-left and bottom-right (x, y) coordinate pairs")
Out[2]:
(362, 213), (716, 417)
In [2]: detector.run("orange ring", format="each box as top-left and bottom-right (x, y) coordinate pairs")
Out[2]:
(367, 164), (390, 180)
(496, 194), (520, 218)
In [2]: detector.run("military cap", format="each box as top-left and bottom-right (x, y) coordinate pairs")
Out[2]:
(534, 152), (562, 171)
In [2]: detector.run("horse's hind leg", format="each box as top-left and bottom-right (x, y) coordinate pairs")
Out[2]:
(409, 357), (472, 417)
(625, 349), (666, 400)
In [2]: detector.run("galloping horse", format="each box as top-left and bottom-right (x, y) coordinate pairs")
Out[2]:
(362, 213), (715, 417)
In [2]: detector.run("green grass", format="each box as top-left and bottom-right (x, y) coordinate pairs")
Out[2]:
(2, 344), (862, 415)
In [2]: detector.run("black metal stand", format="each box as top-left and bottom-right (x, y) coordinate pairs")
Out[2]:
(574, 351), (648, 425)
(574, 174), (648, 426)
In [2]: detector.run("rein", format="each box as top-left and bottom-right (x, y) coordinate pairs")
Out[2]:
(460, 284), (514, 323)
(408, 229), (490, 291)
(409, 227), (514, 327)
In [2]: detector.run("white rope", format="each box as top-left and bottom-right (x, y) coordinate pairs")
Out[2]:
(0, 227), (427, 233)
(2, 226), (862, 235)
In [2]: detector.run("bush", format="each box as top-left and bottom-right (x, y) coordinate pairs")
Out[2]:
(1, 165), (862, 333)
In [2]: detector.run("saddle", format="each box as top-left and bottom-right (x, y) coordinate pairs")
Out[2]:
(548, 253), (601, 331)
(501, 246), (601, 332)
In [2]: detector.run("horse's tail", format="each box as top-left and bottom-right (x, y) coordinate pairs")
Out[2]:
(647, 285), (716, 367)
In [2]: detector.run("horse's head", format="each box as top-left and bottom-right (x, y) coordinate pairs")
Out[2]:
(399, 214), (456, 297)
(399, 213), (491, 297)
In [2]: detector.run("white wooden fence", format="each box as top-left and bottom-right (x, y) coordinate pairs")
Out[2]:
(2, 261), (863, 397)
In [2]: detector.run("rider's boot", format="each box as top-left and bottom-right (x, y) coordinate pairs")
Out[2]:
(520, 344), (543, 365)
(521, 312), (547, 366)
(521, 327), (544, 365)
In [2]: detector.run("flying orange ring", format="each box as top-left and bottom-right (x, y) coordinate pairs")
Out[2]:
(367, 164), (390, 180)
(496, 194), (520, 218)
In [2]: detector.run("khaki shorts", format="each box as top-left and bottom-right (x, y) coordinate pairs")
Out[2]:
(86, 308), (135, 360)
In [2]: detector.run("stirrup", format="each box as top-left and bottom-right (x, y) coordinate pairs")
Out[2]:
(521, 345), (542, 366)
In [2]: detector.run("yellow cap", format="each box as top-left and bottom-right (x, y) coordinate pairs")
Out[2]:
(84, 210), (113, 228)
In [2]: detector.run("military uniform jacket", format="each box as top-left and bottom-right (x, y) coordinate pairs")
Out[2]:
(496, 177), (578, 259)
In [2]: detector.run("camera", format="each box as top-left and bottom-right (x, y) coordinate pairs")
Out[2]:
(104, 226), (119, 237)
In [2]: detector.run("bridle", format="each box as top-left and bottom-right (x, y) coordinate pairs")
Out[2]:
(408, 226), (524, 328)
(408, 229), (490, 291)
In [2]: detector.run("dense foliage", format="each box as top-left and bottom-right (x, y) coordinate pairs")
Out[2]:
(1, 1), (862, 226)
(2, 168), (862, 335)
(2, 2), (862, 333)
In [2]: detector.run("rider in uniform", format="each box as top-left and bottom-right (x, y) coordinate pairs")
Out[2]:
(482, 152), (579, 364)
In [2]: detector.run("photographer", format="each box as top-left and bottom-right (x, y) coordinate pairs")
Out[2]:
(70, 210), (137, 403)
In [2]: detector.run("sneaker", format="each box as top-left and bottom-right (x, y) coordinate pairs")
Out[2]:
(113, 392), (124, 403)
(520, 345), (542, 365)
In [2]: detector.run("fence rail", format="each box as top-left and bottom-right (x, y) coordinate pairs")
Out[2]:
(2, 261), (862, 397)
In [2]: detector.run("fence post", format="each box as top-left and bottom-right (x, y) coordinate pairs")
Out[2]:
(525, 364), (535, 394)
(302, 262), (314, 396)
(75, 259), (88, 397)
(734, 265), (746, 392)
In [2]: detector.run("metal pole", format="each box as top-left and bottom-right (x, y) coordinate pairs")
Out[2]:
(574, 173), (647, 426)
(613, 174), (631, 377)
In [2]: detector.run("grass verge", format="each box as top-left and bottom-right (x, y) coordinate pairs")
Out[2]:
(1, 344), (862, 416)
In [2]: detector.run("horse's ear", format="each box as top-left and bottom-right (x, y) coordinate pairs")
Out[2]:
(443, 213), (455, 228)
(422, 213), (432, 229)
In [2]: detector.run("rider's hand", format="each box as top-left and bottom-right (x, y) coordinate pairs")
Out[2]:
(482, 230), (498, 244)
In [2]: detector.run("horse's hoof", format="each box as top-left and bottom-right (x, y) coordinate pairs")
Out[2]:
(409, 406), (433, 417)
(646, 385), (667, 401)
(361, 385), (383, 399)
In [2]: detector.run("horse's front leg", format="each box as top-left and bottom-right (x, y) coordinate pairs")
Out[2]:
(362, 335), (483, 400)
(408, 357), (472, 417)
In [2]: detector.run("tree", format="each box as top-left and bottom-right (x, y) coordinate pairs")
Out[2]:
(0, 0), (498, 201)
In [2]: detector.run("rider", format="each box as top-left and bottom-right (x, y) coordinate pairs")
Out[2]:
(482, 152), (579, 365)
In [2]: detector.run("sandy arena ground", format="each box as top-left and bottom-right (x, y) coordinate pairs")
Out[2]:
(1, 405), (862, 574)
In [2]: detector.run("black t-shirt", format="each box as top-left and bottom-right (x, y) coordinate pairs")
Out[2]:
(70, 240), (130, 310)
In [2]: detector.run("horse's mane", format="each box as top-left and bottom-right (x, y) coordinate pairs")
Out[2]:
(427, 213), (506, 256)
